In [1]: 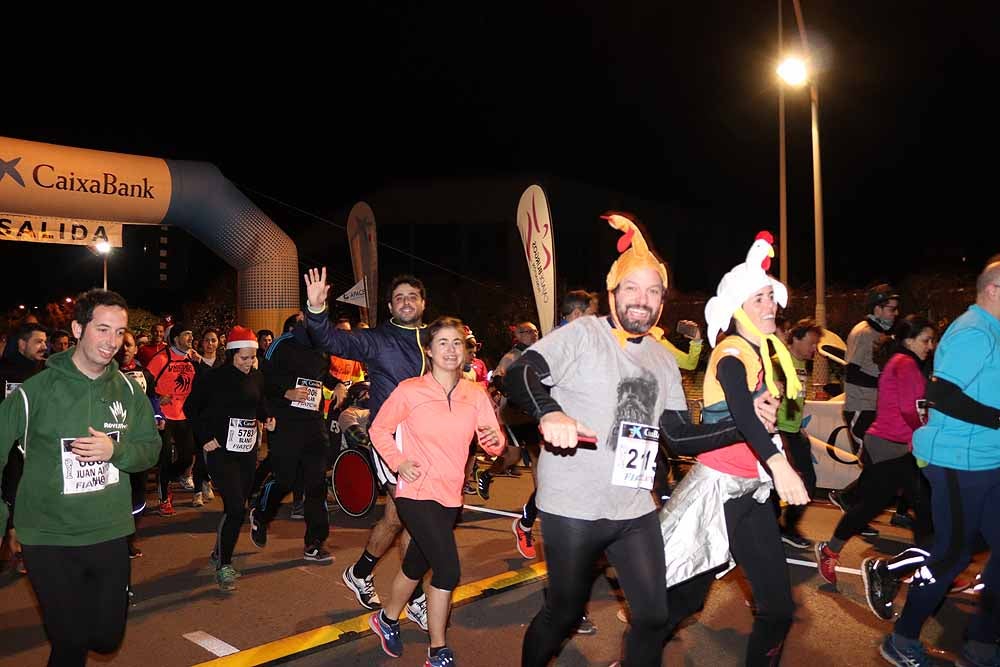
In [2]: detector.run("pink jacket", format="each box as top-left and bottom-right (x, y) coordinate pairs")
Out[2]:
(370, 373), (505, 507)
(867, 352), (927, 447)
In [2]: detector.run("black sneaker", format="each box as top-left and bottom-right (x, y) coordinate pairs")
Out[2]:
(303, 543), (334, 563)
(249, 507), (267, 548)
(475, 468), (493, 501)
(860, 524), (880, 539)
(861, 557), (899, 621)
(890, 512), (914, 529)
(575, 615), (597, 635)
(828, 489), (850, 513)
(780, 531), (812, 550)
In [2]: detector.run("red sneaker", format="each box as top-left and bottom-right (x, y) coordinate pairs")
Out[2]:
(513, 519), (536, 559)
(157, 495), (176, 517)
(815, 541), (839, 586)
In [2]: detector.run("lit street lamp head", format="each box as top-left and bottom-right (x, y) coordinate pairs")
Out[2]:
(95, 241), (112, 254)
(777, 57), (808, 87)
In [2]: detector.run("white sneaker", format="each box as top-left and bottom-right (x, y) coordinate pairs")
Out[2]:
(405, 593), (429, 632)
(202, 482), (214, 501)
(180, 475), (195, 491)
(191, 492), (204, 508)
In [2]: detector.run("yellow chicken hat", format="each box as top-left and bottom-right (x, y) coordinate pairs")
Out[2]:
(603, 213), (669, 343)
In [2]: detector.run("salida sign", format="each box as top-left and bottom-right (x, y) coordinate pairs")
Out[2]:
(0, 212), (123, 247)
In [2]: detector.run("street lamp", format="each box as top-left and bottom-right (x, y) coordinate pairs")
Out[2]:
(95, 241), (111, 290)
(778, 0), (828, 389)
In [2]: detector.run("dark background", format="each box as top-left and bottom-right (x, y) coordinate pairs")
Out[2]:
(2, 2), (997, 316)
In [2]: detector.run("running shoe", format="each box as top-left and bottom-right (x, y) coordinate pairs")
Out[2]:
(343, 566), (382, 609)
(506, 466), (522, 478)
(128, 542), (143, 559)
(406, 593), (429, 632)
(475, 468), (493, 501)
(303, 542), (333, 562)
(462, 482), (477, 495)
(780, 531), (812, 550)
(879, 634), (930, 667)
(513, 519), (536, 559)
(860, 524), (881, 539)
(827, 489), (850, 513)
(202, 481), (215, 501)
(815, 541), (839, 586)
(575, 615), (597, 635)
(425, 647), (455, 667)
(13, 551), (26, 575)
(191, 492), (204, 508)
(157, 495), (177, 517)
(249, 507), (267, 548)
(861, 557), (898, 621)
(179, 475), (195, 491)
(290, 501), (305, 520)
(370, 610), (403, 658)
(890, 512), (913, 529)
(216, 565), (239, 592)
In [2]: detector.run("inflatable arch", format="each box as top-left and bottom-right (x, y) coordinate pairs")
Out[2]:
(0, 137), (299, 334)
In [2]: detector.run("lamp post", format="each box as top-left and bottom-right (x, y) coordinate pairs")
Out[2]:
(95, 241), (111, 290)
(778, 0), (828, 389)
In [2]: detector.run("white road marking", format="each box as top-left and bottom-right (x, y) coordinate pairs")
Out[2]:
(462, 504), (521, 518)
(786, 557), (862, 576)
(183, 631), (239, 657)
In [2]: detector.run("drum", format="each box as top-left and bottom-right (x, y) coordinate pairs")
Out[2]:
(331, 447), (377, 517)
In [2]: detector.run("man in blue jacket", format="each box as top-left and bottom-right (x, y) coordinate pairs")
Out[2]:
(304, 267), (429, 630)
(876, 259), (1000, 667)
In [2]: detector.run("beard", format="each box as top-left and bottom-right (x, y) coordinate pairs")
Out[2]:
(616, 300), (655, 334)
(393, 308), (423, 325)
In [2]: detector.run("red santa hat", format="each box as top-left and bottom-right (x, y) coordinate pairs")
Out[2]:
(225, 325), (259, 350)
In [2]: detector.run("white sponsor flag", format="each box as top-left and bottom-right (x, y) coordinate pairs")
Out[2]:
(336, 277), (368, 308)
(515, 185), (557, 334)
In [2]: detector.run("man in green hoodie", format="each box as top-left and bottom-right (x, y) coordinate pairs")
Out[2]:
(0, 289), (162, 667)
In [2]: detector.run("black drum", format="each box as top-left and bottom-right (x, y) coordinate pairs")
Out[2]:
(331, 447), (377, 517)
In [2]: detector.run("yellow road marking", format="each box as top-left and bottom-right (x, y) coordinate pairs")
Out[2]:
(194, 562), (548, 666)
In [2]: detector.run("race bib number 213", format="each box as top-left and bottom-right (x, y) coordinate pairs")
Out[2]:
(611, 422), (658, 490)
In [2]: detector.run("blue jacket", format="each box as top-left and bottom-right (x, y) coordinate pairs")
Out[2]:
(306, 311), (426, 422)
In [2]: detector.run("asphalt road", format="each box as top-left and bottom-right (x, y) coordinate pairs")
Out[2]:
(0, 471), (983, 666)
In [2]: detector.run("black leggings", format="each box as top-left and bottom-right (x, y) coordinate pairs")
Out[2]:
(206, 450), (256, 567)
(521, 510), (668, 667)
(666, 494), (794, 666)
(833, 453), (931, 547)
(158, 419), (198, 501)
(394, 498), (461, 590)
(778, 430), (818, 532)
(256, 420), (329, 546)
(2, 447), (23, 530)
(22, 538), (130, 667)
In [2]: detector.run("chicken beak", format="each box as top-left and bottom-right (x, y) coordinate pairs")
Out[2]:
(768, 248), (775, 259)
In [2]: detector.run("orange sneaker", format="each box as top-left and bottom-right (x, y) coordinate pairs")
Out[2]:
(513, 519), (536, 559)
(815, 541), (839, 586)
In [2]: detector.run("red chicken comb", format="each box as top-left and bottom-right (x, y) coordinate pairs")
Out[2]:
(755, 230), (774, 244)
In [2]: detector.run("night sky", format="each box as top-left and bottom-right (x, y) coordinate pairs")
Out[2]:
(2, 2), (997, 311)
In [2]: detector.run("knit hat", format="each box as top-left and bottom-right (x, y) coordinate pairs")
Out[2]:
(225, 325), (259, 350)
(704, 231), (788, 346)
(603, 213), (669, 344)
(865, 283), (900, 312)
(168, 321), (191, 343)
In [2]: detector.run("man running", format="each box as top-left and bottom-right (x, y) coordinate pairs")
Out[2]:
(0, 289), (161, 666)
(303, 268), (430, 630)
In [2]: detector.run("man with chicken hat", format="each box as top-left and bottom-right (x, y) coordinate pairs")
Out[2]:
(656, 231), (809, 665)
(506, 214), (773, 667)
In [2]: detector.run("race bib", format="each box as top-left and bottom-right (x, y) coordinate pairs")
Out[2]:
(225, 418), (259, 452)
(611, 422), (658, 490)
(61, 433), (120, 495)
(290, 377), (322, 411)
(5, 381), (21, 399)
(125, 370), (148, 393)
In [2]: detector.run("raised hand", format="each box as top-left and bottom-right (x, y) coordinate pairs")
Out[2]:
(304, 267), (331, 310)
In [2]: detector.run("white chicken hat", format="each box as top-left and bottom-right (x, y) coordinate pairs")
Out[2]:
(705, 231), (788, 346)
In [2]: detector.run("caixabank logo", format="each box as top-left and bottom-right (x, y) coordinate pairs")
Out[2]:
(0, 157), (25, 187)
(0, 154), (157, 200)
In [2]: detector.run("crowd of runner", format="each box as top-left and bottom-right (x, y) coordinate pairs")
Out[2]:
(1, 215), (998, 667)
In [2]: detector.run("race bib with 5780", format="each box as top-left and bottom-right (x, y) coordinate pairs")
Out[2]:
(226, 418), (259, 452)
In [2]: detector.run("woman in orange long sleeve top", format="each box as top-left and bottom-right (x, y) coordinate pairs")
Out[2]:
(368, 317), (504, 666)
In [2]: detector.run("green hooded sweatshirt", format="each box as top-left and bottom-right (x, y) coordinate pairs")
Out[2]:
(0, 350), (161, 546)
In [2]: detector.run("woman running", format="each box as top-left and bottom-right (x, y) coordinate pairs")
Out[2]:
(185, 326), (274, 592)
(658, 232), (809, 666)
(368, 316), (504, 667)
